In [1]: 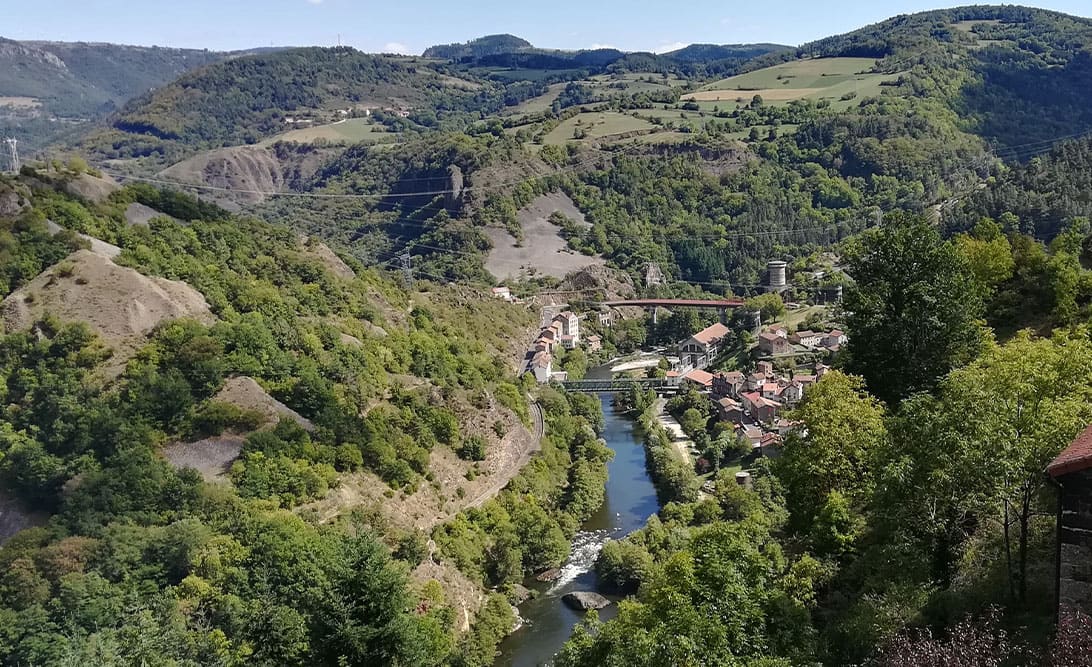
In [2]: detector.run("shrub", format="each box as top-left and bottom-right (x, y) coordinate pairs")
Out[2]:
(458, 435), (487, 462)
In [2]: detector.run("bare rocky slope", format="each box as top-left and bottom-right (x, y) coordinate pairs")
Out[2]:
(1, 249), (214, 375)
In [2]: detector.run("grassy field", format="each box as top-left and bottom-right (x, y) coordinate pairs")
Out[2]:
(504, 83), (567, 116)
(686, 57), (899, 108)
(542, 111), (657, 145)
(259, 118), (396, 146)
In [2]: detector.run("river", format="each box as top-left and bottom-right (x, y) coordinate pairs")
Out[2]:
(494, 393), (659, 667)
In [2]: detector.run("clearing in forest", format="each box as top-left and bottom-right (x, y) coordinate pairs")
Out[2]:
(542, 111), (656, 145)
(686, 57), (900, 108)
(484, 191), (604, 280)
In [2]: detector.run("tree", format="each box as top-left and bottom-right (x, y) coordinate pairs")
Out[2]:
(775, 371), (886, 535)
(843, 213), (986, 404)
(745, 293), (786, 323)
(875, 331), (1092, 595)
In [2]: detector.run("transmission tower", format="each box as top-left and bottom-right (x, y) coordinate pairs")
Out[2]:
(3, 138), (18, 173)
(399, 252), (413, 288)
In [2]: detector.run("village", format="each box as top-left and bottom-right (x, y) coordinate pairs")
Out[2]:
(500, 259), (849, 471)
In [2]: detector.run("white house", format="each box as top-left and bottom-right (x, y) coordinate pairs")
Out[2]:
(679, 323), (731, 370)
(530, 351), (552, 384)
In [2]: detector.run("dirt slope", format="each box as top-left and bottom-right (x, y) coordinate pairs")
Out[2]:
(159, 145), (334, 205)
(214, 376), (314, 431)
(1, 250), (213, 374)
(485, 192), (605, 280)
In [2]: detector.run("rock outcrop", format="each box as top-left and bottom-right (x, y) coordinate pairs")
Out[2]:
(562, 591), (611, 611)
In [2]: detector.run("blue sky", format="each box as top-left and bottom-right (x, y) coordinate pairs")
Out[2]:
(10, 1), (1092, 54)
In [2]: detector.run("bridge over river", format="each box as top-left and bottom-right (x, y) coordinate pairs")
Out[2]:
(559, 377), (678, 394)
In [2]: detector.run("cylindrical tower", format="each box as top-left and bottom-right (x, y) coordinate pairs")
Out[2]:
(767, 260), (787, 290)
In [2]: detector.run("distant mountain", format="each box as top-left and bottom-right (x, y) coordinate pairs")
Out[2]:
(0, 38), (231, 150)
(76, 47), (501, 162)
(423, 34), (534, 60)
(662, 43), (791, 63)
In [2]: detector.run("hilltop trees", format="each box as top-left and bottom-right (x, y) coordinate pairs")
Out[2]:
(843, 213), (985, 405)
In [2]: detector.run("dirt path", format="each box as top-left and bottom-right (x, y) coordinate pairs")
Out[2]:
(653, 398), (694, 463)
(467, 400), (544, 509)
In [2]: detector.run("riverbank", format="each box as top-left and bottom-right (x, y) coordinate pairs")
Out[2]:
(635, 395), (701, 506)
(494, 394), (659, 667)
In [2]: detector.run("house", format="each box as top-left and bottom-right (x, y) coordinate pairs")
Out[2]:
(790, 330), (823, 347)
(556, 312), (580, 344)
(759, 433), (783, 458)
(815, 363), (831, 378)
(746, 372), (767, 392)
(758, 332), (793, 356)
(793, 374), (817, 386)
(1047, 424), (1092, 616)
(715, 397), (744, 423)
(769, 326), (788, 339)
(598, 311), (613, 327)
(530, 351), (552, 384)
(823, 330), (847, 349)
(491, 286), (514, 301)
(781, 381), (804, 406)
(665, 370), (681, 387)
(741, 391), (781, 422)
(586, 335), (602, 353)
(559, 334), (577, 350)
(679, 323), (732, 370)
(682, 368), (715, 391)
(737, 423), (764, 448)
(761, 382), (783, 400)
(756, 360), (774, 376)
(712, 371), (744, 398)
(774, 418), (801, 436)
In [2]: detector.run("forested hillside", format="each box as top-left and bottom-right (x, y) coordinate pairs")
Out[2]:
(0, 39), (229, 150)
(0, 166), (610, 666)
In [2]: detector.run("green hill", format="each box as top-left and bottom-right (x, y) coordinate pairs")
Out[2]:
(0, 38), (230, 150)
(423, 33), (534, 59)
(76, 47), (502, 162)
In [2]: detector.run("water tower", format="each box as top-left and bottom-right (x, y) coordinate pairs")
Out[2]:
(766, 260), (787, 293)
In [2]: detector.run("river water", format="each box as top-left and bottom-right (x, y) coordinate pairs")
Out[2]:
(494, 393), (659, 667)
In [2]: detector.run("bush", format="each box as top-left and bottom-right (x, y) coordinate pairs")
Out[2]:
(190, 401), (264, 438)
(596, 539), (654, 594)
(458, 435), (487, 462)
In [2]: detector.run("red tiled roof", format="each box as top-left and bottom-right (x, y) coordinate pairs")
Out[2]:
(683, 369), (715, 386)
(692, 323), (731, 345)
(758, 332), (780, 342)
(1048, 424), (1092, 477)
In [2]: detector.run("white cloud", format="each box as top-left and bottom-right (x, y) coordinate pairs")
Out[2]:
(305, 0), (323, 4)
(383, 42), (412, 55)
(653, 41), (688, 54)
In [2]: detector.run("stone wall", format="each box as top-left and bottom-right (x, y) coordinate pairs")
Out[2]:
(1058, 469), (1092, 614)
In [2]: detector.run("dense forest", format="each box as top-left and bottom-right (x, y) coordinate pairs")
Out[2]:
(0, 168), (607, 665)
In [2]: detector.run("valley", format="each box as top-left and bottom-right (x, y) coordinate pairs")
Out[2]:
(3, 3), (1092, 666)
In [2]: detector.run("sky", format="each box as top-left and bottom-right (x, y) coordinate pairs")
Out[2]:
(9, 0), (1092, 54)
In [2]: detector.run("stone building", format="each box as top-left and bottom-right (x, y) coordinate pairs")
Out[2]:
(1048, 424), (1092, 616)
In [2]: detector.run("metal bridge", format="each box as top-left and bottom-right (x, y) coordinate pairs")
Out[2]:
(559, 378), (678, 393)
